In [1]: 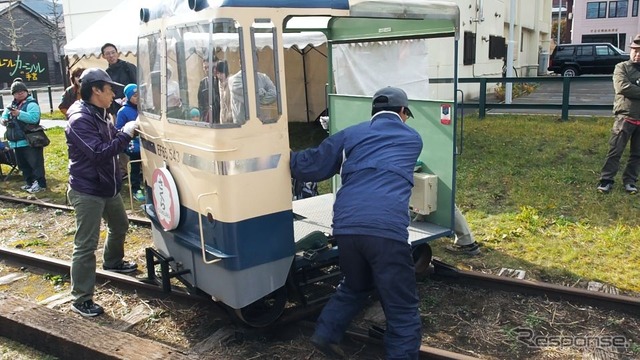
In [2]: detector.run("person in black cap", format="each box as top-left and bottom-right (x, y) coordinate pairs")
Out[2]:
(64, 68), (139, 317)
(290, 86), (423, 359)
(597, 34), (640, 194)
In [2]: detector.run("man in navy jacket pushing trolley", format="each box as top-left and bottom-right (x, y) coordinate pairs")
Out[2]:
(290, 87), (423, 359)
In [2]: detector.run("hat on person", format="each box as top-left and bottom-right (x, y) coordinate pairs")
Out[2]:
(372, 86), (413, 118)
(631, 34), (640, 49)
(189, 108), (201, 118)
(123, 83), (138, 100)
(80, 68), (124, 88)
(10, 79), (28, 94)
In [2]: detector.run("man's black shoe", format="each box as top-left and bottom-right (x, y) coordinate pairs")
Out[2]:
(103, 260), (138, 274)
(311, 334), (345, 359)
(71, 300), (104, 317)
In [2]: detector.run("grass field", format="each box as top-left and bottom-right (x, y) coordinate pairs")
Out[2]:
(2, 114), (638, 293)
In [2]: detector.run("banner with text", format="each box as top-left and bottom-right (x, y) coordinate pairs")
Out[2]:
(0, 51), (50, 84)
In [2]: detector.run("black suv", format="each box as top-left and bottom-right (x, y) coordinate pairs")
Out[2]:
(548, 43), (629, 76)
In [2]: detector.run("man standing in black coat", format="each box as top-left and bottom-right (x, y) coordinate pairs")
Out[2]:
(102, 43), (137, 115)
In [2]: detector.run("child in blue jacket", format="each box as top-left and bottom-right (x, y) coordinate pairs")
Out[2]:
(115, 84), (144, 201)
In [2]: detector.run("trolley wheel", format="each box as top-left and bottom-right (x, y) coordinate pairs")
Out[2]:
(412, 243), (432, 275)
(233, 286), (287, 327)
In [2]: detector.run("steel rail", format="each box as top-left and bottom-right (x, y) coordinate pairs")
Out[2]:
(298, 321), (480, 360)
(0, 195), (151, 226)
(431, 260), (640, 315)
(0, 246), (204, 302)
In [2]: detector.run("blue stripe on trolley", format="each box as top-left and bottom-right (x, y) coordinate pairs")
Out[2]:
(156, 204), (295, 271)
(221, 0), (349, 9)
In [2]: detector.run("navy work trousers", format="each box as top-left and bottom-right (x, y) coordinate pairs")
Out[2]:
(313, 234), (422, 360)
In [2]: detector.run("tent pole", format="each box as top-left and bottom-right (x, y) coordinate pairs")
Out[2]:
(302, 47), (310, 123)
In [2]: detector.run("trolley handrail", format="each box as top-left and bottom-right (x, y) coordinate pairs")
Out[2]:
(127, 158), (144, 211)
(164, 138), (238, 153)
(197, 191), (236, 264)
(136, 130), (160, 140)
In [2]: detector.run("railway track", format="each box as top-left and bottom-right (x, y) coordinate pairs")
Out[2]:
(0, 246), (478, 359)
(2, 194), (638, 314)
(1, 196), (638, 359)
(0, 195), (151, 226)
(430, 260), (640, 315)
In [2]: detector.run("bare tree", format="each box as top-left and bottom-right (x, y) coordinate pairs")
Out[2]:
(41, 0), (66, 59)
(39, 0), (67, 85)
(0, 0), (35, 50)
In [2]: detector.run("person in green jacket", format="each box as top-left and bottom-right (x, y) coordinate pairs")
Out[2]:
(597, 34), (640, 194)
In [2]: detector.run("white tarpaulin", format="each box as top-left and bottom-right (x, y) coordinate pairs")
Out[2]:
(63, 0), (145, 58)
(181, 32), (327, 52)
(64, 0), (327, 59)
(332, 40), (429, 99)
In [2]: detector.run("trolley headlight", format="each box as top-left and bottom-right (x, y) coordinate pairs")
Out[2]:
(188, 0), (209, 12)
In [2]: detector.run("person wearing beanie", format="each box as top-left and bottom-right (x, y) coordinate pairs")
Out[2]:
(189, 107), (201, 121)
(10, 79), (28, 95)
(115, 83), (144, 202)
(0, 78), (47, 193)
(58, 67), (85, 116)
(65, 68), (139, 317)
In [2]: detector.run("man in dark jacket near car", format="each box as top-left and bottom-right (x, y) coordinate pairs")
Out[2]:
(65, 68), (139, 317)
(597, 34), (640, 194)
(290, 87), (423, 359)
(102, 43), (137, 115)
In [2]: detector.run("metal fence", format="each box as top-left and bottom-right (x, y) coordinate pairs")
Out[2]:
(432, 76), (613, 120)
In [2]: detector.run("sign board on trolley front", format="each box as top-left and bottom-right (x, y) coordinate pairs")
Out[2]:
(152, 167), (180, 231)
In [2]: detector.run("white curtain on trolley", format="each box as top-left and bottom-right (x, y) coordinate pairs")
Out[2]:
(332, 39), (429, 100)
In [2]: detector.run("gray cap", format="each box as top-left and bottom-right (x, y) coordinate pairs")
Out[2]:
(372, 86), (413, 118)
(80, 68), (124, 88)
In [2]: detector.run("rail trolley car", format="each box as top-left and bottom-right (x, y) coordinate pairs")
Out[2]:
(136, 0), (461, 327)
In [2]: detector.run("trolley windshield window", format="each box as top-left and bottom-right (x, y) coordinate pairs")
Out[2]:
(165, 20), (244, 128)
(138, 32), (162, 118)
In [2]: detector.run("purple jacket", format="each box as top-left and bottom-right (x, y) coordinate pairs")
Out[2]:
(65, 100), (132, 197)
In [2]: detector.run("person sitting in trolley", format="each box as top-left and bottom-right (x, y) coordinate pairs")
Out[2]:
(228, 53), (276, 123)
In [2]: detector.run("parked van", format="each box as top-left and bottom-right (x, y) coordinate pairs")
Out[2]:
(548, 43), (629, 77)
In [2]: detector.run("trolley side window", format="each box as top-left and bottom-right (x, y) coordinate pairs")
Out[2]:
(138, 32), (162, 119)
(213, 20), (246, 126)
(250, 19), (281, 124)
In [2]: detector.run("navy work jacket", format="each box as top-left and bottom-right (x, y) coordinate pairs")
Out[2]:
(290, 111), (423, 242)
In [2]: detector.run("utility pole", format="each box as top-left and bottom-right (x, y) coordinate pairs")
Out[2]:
(557, 0), (562, 45)
(506, 0), (516, 104)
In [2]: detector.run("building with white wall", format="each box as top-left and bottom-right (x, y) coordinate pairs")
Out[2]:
(428, 0), (552, 99)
